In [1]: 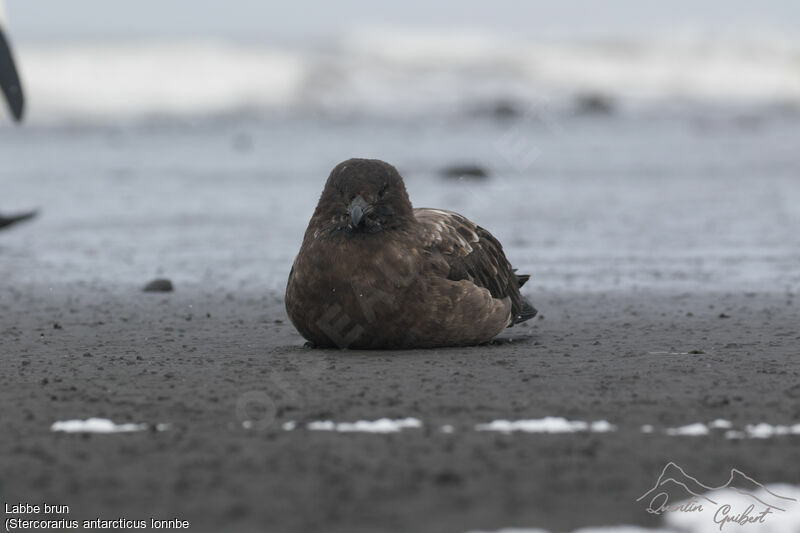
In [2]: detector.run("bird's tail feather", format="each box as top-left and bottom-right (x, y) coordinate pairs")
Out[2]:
(513, 297), (537, 324)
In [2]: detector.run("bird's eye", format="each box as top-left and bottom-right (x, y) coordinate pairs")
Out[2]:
(378, 184), (389, 198)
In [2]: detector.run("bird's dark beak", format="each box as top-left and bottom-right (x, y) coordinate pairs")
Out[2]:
(349, 195), (369, 228)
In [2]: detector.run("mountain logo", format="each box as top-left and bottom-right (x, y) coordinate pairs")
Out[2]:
(637, 462), (798, 529)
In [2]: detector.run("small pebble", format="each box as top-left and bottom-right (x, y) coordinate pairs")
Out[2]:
(439, 164), (489, 179)
(143, 278), (174, 292)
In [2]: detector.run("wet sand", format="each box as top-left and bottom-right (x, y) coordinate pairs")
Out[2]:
(2, 283), (798, 532)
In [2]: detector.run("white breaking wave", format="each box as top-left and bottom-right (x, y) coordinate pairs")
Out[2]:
(18, 41), (304, 120)
(11, 28), (800, 123)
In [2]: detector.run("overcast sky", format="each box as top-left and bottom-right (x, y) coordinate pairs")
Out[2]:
(4, 0), (800, 42)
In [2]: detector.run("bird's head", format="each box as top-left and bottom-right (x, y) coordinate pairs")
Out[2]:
(313, 158), (414, 235)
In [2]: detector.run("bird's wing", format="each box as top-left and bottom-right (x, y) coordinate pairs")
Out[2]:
(0, 3), (25, 123)
(414, 208), (525, 312)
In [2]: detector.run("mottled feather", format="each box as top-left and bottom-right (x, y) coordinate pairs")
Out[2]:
(414, 208), (536, 324)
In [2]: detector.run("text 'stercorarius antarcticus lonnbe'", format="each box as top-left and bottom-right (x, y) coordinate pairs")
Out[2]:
(285, 158), (537, 349)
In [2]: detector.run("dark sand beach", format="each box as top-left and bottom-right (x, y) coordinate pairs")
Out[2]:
(2, 283), (798, 532)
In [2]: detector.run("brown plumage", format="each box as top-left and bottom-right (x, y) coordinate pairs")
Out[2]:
(285, 158), (537, 349)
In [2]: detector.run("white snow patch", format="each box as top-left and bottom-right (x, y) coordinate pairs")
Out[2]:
(745, 423), (800, 439)
(590, 420), (616, 432)
(665, 423), (710, 436)
(467, 527), (550, 533)
(466, 484), (800, 532)
(708, 419), (733, 429)
(465, 526), (674, 532)
(269, 417), (800, 439)
(475, 417), (616, 434)
(51, 418), (148, 434)
(469, 503), (800, 533)
(307, 420), (336, 431)
(660, 420), (800, 439)
(307, 418), (422, 433)
(665, 484), (800, 533)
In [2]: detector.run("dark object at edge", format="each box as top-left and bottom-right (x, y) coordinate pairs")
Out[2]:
(0, 25), (25, 122)
(0, 210), (36, 230)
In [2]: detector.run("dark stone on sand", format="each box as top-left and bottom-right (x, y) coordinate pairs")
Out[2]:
(439, 164), (490, 180)
(574, 93), (615, 115)
(143, 278), (174, 293)
(434, 469), (463, 485)
(470, 99), (523, 121)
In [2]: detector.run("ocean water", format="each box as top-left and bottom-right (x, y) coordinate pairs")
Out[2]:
(1, 32), (799, 295)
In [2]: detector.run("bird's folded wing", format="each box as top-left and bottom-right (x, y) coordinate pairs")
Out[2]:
(414, 208), (515, 301)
